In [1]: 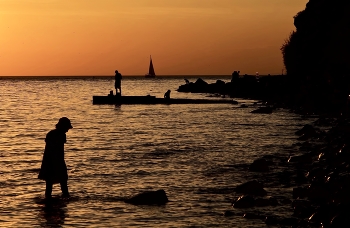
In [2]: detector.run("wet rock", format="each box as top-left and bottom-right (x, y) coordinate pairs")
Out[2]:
(268, 197), (278, 206)
(254, 197), (279, 207)
(250, 106), (273, 114)
(309, 206), (335, 227)
(235, 180), (267, 196)
(279, 217), (300, 226)
(306, 167), (328, 182)
(232, 195), (255, 208)
(124, 189), (169, 205)
(223, 210), (235, 217)
(295, 169), (309, 183)
(298, 133), (313, 141)
(293, 204), (314, 219)
(249, 158), (270, 172)
(195, 78), (208, 86)
(308, 182), (332, 203)
(276, 170), (292, 184)
(288, 152), (314, 164)
(330, 214), (350, 228)
(243, 212), (265, 220)
(332, 186), (350, 204)
(254, 198), (270, 207)
(177, 78), (209, 93)
(265, 216), (280, 225)
(298, 141), (314, 151)
(332, 123), (350, 135)
(280, 198), (292, 205)
(292, 199), (311, 208)
(314, 117), (335, 126)
(295, 124), (316, 136)
(216, 80), (225, 85)
(297, 127), (324, 140)
(293, 186), (309, 199)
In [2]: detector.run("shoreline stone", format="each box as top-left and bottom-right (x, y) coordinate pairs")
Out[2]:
(124, 189), (169, 205)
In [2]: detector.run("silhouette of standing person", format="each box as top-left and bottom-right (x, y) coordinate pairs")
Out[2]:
(38, 117), (73, 198)
(115, 70), (122, 97)
(231, 71), (240, 83)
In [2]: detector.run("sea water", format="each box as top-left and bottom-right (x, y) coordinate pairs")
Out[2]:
(0, 76), (314, 227)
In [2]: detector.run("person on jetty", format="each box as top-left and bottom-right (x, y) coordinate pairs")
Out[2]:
(231, 71), (240, 83)
(38, 117), (73, 198)
(115, 70), (122, 97)
(164, 90), (171, 100)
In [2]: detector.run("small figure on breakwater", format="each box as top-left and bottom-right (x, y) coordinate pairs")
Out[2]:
(164, 90), (171, 100)
(115, 70), (122, 97)
(231, 71), (240, 83)
(38, 117), (73, 199)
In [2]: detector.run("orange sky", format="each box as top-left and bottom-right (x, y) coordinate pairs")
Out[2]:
(0, 0), (308, 76)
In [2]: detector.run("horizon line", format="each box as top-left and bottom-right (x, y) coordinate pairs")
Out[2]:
(0, 74), (283, 77)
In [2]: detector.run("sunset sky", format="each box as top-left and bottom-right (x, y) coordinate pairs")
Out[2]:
(0, 0), (308, 76)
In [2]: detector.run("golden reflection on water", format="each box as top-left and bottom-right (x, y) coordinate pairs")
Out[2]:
(0, 77), (314, 227)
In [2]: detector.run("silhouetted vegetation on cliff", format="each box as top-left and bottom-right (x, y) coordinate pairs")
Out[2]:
(281, 0), (350, 114)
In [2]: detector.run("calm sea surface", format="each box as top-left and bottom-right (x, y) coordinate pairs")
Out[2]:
(0, 76), (315, 227)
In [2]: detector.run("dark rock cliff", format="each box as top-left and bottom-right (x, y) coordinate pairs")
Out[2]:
(281, 0), (350, 113)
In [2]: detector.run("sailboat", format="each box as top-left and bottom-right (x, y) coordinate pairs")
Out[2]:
(145, 55), (156, 78)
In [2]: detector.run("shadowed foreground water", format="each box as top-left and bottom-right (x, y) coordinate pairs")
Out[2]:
(0, 76), (315, 227)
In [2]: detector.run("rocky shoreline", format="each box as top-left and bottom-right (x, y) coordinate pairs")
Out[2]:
(220, 116), (350, 227)
(177, 76), (349, 116)
(177, 77), (350, 227)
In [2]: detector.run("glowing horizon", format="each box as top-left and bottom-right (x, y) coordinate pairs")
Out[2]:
(0, 0), (308, 76)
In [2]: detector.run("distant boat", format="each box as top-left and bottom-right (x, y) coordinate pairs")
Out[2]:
(145, 55), (156, 78)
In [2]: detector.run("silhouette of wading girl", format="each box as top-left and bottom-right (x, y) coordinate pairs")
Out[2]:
(38, 117), (73, 198)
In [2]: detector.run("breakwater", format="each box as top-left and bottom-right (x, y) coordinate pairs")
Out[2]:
(178, 75), (288, 101)
(177, 75), (350, 116)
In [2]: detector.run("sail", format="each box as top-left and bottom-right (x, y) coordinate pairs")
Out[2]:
(145, 55), (156, 78)
(149, 57), (155, 76)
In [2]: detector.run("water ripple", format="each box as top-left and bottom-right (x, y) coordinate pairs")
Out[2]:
(0, 77), (313, 227)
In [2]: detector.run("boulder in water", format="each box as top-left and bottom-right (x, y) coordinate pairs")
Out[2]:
(235, 180), (267, 196)
(124, 189), (169, 205)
